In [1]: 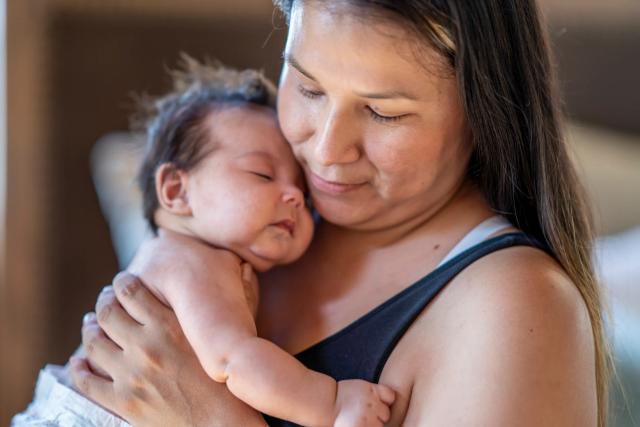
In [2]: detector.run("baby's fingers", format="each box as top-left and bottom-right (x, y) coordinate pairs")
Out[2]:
(376, 402), (391, 424)
(375, 383), (396, 405)
(373, 384), (394, 424)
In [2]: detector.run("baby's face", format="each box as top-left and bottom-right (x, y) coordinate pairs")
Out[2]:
(185, 105), (314, 271)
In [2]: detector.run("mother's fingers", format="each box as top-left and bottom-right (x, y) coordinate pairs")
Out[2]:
(69, 356), (117, 410)
(112, 272), (171, 325)
(95, 286), (142, 348)
(82, 316), (122, 379)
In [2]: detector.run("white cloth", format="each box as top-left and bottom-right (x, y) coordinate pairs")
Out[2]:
(11, 364), (130, 427)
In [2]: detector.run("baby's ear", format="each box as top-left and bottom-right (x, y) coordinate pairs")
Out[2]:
(155, 163), (192, 216)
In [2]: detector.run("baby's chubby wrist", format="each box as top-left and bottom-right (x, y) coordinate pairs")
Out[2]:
(332, 379), (396, 427)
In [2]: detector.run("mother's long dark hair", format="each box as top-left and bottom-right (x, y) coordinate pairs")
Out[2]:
(275, 1), (610, 424)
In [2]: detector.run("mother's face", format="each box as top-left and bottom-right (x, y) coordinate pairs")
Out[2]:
(277, 3), (471, 230)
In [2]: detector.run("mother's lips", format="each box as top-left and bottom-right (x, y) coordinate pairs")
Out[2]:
(308, 172), (366, 194)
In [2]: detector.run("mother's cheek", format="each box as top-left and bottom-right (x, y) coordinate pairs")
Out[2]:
(277, 90), (314, 148)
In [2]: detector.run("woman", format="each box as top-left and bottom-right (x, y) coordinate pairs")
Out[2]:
(70, 0), (608, 425)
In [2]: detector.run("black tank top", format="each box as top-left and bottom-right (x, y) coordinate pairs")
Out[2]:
(265, 232), (546, 426)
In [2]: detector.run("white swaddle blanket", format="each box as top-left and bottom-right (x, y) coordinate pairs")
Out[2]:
(11, 364), (129, 427)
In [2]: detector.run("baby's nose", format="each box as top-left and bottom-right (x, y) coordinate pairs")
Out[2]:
(282, 186), (304, 208)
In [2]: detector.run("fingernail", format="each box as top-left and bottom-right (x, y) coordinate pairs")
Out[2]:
(83, 312), (96, 324)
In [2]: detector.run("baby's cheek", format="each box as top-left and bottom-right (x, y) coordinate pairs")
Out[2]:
(228, 200), (280, 245)
(194, 200), (260, 246)
(294, 212), (315, 258)
(246, 229), (287, 259)
(226, 217), (269, 247)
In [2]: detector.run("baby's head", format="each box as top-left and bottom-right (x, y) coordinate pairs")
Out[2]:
(136, 56), (313, 271)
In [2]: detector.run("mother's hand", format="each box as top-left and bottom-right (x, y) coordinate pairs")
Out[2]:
(70, 272), (266, 427)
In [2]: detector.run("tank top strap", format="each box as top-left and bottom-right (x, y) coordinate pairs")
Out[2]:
(294, 232), (547, 383)
(436, 215), (514, 268)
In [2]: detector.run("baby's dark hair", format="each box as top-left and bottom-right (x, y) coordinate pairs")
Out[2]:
(134, 55), (277, 232)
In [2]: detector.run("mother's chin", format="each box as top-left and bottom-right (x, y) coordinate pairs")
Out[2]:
(308, 191), (382, 230)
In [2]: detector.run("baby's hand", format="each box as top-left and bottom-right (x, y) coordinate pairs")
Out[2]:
(333, 379), (395, 427)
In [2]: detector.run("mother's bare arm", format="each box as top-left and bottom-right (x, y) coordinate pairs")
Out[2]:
(401, 248), (597, 426)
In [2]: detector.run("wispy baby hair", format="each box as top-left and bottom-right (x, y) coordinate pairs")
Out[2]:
(134, 54), (277, 232)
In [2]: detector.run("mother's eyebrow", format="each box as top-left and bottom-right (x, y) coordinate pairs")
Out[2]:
(355, 89), (418, 101)
(284, 53), (317, 81)
(284, 53), (419, 101)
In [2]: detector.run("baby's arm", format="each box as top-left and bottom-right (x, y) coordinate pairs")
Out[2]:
(163, 266), (394, 426)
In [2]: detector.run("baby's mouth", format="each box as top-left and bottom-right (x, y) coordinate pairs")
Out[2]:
(271, 219), (295, 236)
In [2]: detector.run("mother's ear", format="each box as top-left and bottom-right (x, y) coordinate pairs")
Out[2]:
(155, 163), (192, 216)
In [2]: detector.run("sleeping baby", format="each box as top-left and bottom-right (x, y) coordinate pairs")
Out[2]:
(119, 58), (394, 427)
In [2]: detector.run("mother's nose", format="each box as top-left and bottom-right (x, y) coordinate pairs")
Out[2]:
(312, 106), (361, 166)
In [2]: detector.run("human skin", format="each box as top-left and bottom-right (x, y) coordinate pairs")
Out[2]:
(128, 105), (394, 426)
(71, 2), (598, 426)
(148, 106), (315, 274)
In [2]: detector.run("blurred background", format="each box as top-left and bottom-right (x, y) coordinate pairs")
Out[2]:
(0, 0), (638, 425)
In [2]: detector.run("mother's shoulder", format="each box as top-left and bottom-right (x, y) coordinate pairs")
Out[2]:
(452, 242), (585, 314)
(391, 243), (597, 425)
(408, 241), (592, 344)
(433, 242), (592, 338)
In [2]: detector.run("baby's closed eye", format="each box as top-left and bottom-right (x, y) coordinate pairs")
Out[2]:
(250, 171), (274, 181)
